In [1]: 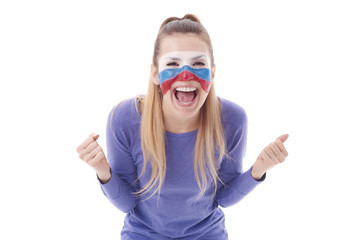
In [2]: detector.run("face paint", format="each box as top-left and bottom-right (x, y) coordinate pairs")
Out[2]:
(158, 65), (211, 95)
(157, 51), (212, 95)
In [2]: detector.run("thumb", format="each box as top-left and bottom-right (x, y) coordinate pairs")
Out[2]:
(277, 134), (289, 143)
(90, 133), (100, 140)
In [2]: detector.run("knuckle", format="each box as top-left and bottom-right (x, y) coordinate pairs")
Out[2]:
(96, 152), (104, 160)
(92, 152), (100, 160)
(79, 152), (86, 159)
(89, 141), (96, 149)
(83, 155), (90, 162)
(86, 153), (95, 161)
(93, 152), (101, 161)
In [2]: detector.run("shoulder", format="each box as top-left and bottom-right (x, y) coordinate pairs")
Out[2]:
(219, 97), (248, 129)
(107, 97), (141, 132)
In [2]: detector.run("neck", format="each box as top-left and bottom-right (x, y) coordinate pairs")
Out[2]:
(162, 108), (200, 134)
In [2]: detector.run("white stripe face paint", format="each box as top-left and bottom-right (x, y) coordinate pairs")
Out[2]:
(158, 51), (211, 72)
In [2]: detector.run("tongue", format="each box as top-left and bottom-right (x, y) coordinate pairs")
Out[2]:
(176, 91), (195, 102)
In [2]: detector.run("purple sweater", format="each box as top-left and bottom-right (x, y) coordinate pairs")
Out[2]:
(98, 97), (265, 239)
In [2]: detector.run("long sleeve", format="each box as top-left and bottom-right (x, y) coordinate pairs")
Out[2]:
(98, 105), (140, 213)
(215, 106), (265, 208)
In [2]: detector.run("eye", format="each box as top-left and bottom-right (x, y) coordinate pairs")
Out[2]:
(167, 62), (179, 66)
(193, 62), (205, 66)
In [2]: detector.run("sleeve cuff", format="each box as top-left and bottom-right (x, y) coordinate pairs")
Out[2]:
(97, 169), (121, 199)
(250, 166), (266, 182)
(231, 165), (266, 195)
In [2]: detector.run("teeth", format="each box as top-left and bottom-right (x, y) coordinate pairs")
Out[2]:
(179, 100), (193, 105)
(175, 87), (197, 92)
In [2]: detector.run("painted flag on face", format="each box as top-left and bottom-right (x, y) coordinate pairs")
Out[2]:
(158, 65), (211, 95)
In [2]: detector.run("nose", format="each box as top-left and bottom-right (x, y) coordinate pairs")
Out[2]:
(181, 70), (195, 81)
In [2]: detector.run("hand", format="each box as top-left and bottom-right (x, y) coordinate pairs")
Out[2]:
(76, 133), (111, 183)
(251, 134), (289, 180)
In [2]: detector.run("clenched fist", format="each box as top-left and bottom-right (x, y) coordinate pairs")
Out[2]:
(251, 134), (289, 180)
(76, 133), (111, 183)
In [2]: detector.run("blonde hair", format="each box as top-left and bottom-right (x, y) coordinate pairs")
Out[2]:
(112, 14), (226, 201)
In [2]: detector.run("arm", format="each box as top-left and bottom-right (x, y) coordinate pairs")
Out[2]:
(215, 111), (265, 208)
(98, 106), (140, 213)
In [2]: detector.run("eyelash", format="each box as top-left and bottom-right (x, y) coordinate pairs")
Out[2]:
(166, 62), (205, 67)
(167, 62), (179, 66)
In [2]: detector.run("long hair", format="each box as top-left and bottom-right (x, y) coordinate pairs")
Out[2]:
(113, 14), (226, 201)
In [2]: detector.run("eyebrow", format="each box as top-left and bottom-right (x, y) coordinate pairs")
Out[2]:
(163, 54), (207, 61)
(191, 54), (207, 60)
(164, 57), (180, 61)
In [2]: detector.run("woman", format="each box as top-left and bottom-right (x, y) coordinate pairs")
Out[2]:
(76, 14), (289, 239)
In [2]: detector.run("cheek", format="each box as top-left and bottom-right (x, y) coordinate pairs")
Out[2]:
(160, 79), (175, 95)
(200, 90), (209, 99)
(162, 91), (173, 104)
(204, 81), (212, 93)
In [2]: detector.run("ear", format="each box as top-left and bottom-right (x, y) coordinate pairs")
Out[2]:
(151, 64), (160, 85)
(211, 64), (216, 83)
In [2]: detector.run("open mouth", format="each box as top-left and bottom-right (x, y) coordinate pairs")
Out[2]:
(173, 86), (199, 106)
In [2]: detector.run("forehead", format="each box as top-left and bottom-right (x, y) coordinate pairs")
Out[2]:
(159, 33), (209, 58)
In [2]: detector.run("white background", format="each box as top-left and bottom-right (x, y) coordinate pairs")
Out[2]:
(1, 0), (356, 239)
